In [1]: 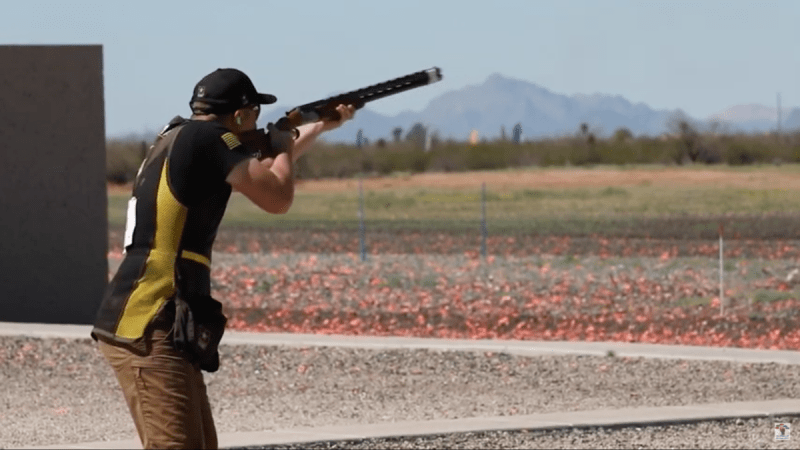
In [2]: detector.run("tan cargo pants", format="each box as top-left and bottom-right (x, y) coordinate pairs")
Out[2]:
(99, 328), (217, 449)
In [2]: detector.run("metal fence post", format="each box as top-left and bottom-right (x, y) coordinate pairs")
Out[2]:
(481, 182), (488, 259)
(359, 178), (366, 262)
(719, 222), (724, 315)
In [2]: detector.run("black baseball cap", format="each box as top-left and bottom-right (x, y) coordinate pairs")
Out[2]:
(190, 68), (277, 113)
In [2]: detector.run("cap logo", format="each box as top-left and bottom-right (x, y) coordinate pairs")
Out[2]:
(242, 94), (248, 106)
(197, 86), (206, 97)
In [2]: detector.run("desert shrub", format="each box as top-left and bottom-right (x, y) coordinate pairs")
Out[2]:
(725, 143), (758, 165)
(464, 143), (516, 170)
(298, 142), (363, 178)
(371, 143), (421, 175)
(427, 143), (468, 172)
(107, 131), (800, 183)
(628, 137), (678, 165)
(373, 144), (431, 174)
(106, 139), (146, 184)
(534, 139), (575, 166)
(596, 141), (640, 165)
(723, 138), (778, 165)
(791, 143), (800, 163)
(613, 127), (634, 142)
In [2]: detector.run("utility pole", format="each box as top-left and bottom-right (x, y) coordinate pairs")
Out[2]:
(777, 92), (782, 136)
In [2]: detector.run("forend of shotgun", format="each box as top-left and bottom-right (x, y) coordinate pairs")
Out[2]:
(275, 67), (443, 131)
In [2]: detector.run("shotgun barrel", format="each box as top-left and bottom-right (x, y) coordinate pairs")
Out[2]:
(277, 67), (443, 130)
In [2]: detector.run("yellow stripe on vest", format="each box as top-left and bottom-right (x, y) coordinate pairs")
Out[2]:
(116, 159), (188, 340)
(182, 250), (210, 267)
(221, 132), (241, 150)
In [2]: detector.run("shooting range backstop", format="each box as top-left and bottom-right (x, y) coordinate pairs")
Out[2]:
(0, 45), (107, 324)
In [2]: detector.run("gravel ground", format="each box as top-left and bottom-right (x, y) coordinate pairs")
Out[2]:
(1, 336), (799, 449)
(245, 417), (800, 449)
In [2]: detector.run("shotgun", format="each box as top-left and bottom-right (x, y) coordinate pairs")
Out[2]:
(239, 67), (443, 158)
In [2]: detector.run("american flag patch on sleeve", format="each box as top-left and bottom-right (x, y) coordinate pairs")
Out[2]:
(221, 132), (241, 150)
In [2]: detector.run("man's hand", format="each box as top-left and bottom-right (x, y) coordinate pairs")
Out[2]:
(319, 104), (356, 132)
(291, 104), (356, 161)
(266, 122), (296, 156)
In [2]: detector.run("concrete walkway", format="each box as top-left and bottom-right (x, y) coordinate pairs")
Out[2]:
(3, 321), (800, 449)
(3, 321), (800, 365)
(26, 399), (800, 449)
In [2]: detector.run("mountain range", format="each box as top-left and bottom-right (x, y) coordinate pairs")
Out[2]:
(253, 73), (799, 144)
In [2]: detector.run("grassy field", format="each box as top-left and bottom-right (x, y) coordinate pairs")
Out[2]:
(108, 164), (800, 237)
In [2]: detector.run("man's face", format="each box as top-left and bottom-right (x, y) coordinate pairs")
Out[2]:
(236, 104), (260, 132)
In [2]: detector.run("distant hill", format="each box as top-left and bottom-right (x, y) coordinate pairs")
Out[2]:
(785, 108), (800, 130)
(255, 73), (800, 144)
(708, 104), (800, 134)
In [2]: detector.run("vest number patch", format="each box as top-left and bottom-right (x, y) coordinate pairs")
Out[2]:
(123, 197), (137, 251)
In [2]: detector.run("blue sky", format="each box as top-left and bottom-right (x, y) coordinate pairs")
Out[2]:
(2, 0), (798, 137)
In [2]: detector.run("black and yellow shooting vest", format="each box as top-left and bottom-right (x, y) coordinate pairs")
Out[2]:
(92, 117), (251, 352)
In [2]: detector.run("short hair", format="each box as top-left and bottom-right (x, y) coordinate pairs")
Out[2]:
(191, 101), (236, 118)
(191, 101), (213, 115)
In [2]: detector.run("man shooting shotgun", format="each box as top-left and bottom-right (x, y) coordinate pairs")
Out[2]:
(240, 67), (443, 159)
(91, 66), (442, 449)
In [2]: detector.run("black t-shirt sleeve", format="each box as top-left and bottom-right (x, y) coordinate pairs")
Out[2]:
(168, 121), (254, 206)
(207, 128), (254, 179)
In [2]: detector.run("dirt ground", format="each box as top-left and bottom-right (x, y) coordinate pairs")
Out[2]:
(108, 166), (800, 194)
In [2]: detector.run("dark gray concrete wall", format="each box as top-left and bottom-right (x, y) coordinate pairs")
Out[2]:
(0, 45), (107, 324)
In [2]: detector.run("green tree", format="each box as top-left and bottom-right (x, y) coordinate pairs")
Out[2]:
(668, 111), (700, 163)
(392, 127), (403, 143)
(405, 122), (427, 150)
(613, 127), (633, 142)
(512, 123), (523, 144)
